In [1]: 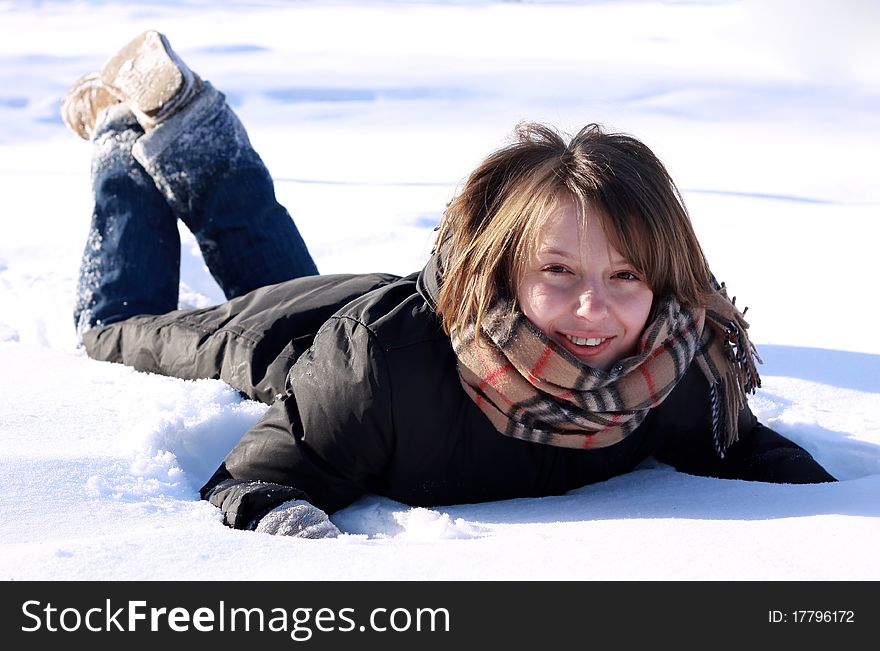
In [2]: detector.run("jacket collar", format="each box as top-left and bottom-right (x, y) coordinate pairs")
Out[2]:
(416, 247), (443, 311)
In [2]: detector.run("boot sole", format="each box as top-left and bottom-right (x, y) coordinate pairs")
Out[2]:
(100, 30), (183, 117)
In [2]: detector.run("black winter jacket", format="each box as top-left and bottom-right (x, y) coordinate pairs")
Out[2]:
(83, 256), (835, 529)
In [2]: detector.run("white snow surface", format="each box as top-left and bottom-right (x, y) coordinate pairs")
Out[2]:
(0, 0), (878, 580)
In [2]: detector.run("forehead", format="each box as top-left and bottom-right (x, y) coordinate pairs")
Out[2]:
(533, 202), (579, 245)
(532, 199), (618, 255)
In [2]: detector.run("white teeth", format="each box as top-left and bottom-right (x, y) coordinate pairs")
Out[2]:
(566, 335), (606, 346)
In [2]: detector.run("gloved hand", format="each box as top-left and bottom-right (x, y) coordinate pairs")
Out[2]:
(254, 499), (341, 539)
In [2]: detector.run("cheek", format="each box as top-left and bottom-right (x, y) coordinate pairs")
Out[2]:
(517, 282), (559, 331)
(620, 289), (654, 333)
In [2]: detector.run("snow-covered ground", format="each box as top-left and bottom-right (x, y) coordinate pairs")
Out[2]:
(1, 0), (878, 580)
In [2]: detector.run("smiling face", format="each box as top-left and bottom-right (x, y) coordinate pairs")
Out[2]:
(516, 199), (655, 372)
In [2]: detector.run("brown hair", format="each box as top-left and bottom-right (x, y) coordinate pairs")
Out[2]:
(434, 122), (712, 336)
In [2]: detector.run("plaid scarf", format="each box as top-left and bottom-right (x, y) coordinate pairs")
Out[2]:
(450, 281), (761, 457)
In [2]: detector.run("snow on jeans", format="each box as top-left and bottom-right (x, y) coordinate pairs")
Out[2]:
(74, 82), (318, 335)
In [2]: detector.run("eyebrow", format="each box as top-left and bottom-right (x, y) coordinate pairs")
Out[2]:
(536, 247), (576, 259)
(537, 247), (634, 267)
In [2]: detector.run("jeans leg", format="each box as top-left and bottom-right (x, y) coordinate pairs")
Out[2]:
(132, 82), (318, 300)
(74, 106), (180, 336)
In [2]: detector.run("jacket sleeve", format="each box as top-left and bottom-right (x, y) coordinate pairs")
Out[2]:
(652, 365), (836, 484)
(712, 416), (836, 483)
(82, 273), (398, 404)
(200, 315), (394, 527)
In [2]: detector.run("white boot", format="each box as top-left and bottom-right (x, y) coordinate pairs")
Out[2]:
(99, 30), (202, 129)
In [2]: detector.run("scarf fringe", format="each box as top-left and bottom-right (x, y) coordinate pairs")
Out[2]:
(703, 281), (763, 456)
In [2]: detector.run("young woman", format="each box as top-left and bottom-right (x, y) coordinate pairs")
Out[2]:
(64, 31), (835, 539)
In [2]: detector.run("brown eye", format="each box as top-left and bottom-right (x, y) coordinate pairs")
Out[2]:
(543, 265), (569, 274)
(615, 271), (640, 281)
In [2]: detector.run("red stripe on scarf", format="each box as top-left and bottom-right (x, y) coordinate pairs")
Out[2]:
(479, 362), (515, 407)
(527, 344), (554, 383)
(637, 364), (659, 404)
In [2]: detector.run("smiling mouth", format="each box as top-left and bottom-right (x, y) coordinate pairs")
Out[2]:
(565, 335), (607, 347)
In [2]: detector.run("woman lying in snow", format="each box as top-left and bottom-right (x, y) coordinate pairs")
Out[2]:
(62, 31), (835, 538)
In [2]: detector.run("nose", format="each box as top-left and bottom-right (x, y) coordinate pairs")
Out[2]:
(575, 281), (609, 320)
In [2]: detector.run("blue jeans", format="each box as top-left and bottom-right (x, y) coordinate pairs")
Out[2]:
(74, 83), (318, 335)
